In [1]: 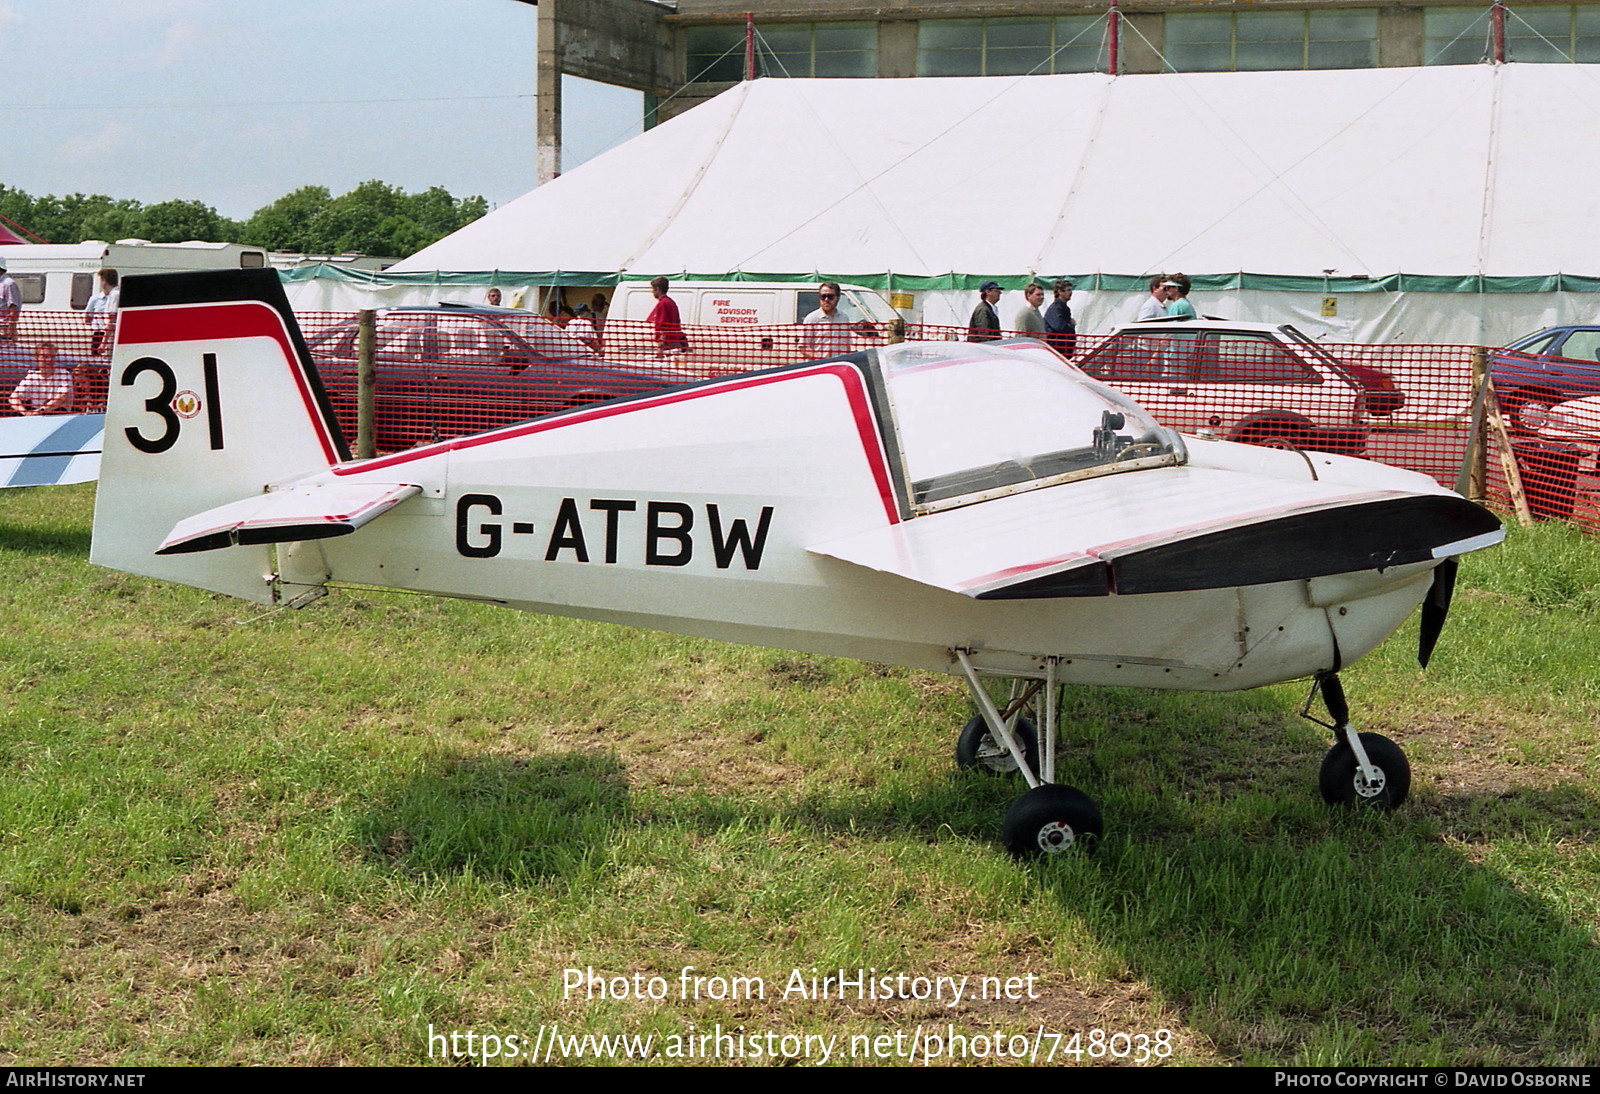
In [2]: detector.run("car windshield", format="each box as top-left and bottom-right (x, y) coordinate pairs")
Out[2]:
(880, 341), (1186, 510)
(1507, 329), (1562, 354)
(487, 313), (600, 361)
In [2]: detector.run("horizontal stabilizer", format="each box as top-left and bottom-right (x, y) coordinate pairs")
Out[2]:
(808, 466), (1502, 599)
(158, 481), (421, 555)
(0, 414), (103, 488)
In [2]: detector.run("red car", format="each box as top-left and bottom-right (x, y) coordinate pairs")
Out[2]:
(1074, 318), (1404, 455)
(305, 305), (696, 451)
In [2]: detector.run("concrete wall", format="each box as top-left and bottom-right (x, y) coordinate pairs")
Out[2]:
(538, 0), (674, 182)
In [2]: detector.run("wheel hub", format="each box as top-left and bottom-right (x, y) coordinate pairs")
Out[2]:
(977, 738), (1016, 771)
(1354, 766), (1387, 798)
(1035, 820), (1077, 853)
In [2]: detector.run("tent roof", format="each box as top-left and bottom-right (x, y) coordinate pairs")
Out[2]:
(394, 64), (1600, 283)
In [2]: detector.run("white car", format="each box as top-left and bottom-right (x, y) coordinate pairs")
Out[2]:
(1531, 396), (1600, 445)
(1073, 318), (1404, 456)
(1523, 395), (1600, 519)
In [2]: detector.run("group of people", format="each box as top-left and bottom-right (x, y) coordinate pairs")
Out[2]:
(1135, 273), (1195, 321)
(3, 265), (120, 417)
(483, 286), (612, 353)
(965, 271), (1197, 349)
(507, 272), (1197, 364)
(967, 278), (1079, 354)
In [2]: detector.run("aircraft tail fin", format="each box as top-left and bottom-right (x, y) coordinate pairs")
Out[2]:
(90, 269), (350, 603)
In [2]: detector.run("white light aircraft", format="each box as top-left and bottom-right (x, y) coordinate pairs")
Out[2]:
(91, 271), (1503, 856)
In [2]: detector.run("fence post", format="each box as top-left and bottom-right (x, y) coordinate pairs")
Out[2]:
(1468, 344), (1534, 526)
(1460, 346), (1488, 502)
(356, 309), (376, 460)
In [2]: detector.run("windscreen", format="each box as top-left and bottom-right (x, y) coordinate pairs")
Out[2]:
(880, 341), (1186, 509)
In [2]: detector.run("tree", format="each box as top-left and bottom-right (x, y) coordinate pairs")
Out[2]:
(239, 185), (332, 252)
(75, 198), (147, 243)
(0, 180), (487, 257)
(140, 199), (238, 244)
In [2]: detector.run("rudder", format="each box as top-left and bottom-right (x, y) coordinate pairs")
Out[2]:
(90, 269), (348, 602)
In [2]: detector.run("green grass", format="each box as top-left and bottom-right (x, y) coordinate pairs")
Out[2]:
(1, 485), (1598, 1066)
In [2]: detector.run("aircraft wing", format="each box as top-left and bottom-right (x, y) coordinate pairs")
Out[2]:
(157, 481), (422, 555)
(808, 465), (1501, 599)
(0, 413), (103, 487)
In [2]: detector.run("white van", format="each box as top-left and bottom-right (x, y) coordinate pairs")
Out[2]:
(0, 240), (270, 312)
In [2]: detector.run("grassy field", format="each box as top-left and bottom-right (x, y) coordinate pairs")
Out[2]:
(1, 483), (1598, 1067)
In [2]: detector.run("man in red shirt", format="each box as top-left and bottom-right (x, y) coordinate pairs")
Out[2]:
(648, 276), (689, 357)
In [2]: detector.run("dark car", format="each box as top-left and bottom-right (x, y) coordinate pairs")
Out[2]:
(305, 304), (695, 451)
(1489, 325), (1600, 433)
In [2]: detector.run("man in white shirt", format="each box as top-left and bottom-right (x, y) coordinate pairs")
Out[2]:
(84, 267), (120, 355)
(1136, 275), (1175, 322)
(9, 342), (73, 415)
(799, 281), (853, 359)
(566, 303), (601, 351)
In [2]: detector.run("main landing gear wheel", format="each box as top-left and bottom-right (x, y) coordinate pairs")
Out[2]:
(1002, 784), (1102, 858)
(955, 715), (1039, 777)
(1318, 732), (1411, 810)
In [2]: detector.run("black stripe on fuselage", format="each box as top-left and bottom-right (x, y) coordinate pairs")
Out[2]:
(976, 494), (1501, 599)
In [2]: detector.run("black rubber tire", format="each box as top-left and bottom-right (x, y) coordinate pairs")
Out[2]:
(1001, 784), (1102, 858)
(1227, 410), (1317, 450)
(955, 715), (1039, 777)
(1318, 732), (1411, 810)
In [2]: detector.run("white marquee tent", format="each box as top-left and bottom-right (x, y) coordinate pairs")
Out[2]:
(326, 63), (1600, 344)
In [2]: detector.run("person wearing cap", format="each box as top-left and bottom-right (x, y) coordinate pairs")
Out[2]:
(1137, 275), (1176, 322)
(567, 302), (601, 351)
(1012, 281), (1047, 337)
(0, 258), (19, 341)
(968, 280), (1003, 342)
(1165, 272), (1196, 319)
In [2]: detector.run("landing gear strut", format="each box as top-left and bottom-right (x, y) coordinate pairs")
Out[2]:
(1302, 672), (1411, 810)
(955, 661), (1412, 856)
(954, 650), (1101, 858)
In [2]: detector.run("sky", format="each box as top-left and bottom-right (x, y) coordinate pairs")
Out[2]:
(3, 0), (644, 223)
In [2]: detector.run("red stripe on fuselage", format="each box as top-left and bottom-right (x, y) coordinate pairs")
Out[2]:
(329, 362), (903, 525)
(117, 302), (341, 465)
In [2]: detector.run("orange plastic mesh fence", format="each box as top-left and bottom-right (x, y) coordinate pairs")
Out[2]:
(0, 309), (114, 416)
(1485, 354), (1600, 527)
(5, 308), (1595, 536)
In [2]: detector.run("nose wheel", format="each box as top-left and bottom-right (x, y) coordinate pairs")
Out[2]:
(1318, 732), (1410, 809)
(1304, 673), (1411, 811)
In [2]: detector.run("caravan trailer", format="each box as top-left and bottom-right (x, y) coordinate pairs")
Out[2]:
(0, 240), (270, 313)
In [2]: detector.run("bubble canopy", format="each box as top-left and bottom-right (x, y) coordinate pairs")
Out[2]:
(877, 340), (1188, 513)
